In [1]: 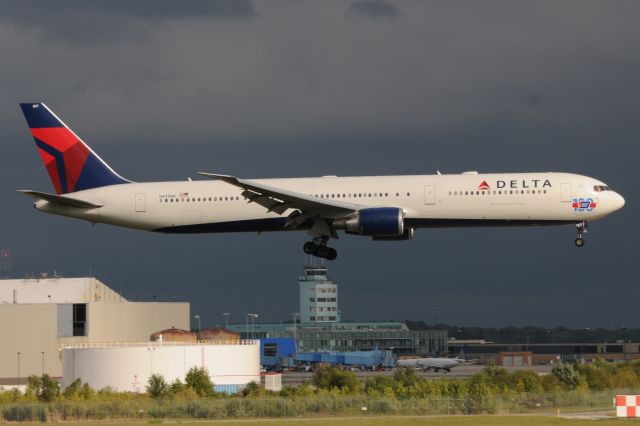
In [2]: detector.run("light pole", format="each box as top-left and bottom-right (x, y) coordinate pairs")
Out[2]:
(247, 314), (258, 339)
(17, 351), (21, 421)
(41, 352), (45, 376)
(194, 314), (201, 333)
(222, 312), (230, 329)
(292, 312), (299, 352)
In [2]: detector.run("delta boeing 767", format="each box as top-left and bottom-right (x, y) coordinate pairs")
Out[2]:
(18, 103), (625, 260)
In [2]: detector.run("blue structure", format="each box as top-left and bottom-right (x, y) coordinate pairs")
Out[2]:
(261, 337), (297, 368)
(295, 349), (395, 369)
(259, 338), (395, 369)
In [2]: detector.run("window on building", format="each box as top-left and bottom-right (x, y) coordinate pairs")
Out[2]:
(263, 343), (278, 357)
(73, 303), (87, 337)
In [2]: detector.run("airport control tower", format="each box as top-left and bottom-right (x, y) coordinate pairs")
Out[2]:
(299, 263), (340, 323)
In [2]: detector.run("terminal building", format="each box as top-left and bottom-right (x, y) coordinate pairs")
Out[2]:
(449, 339), (640, 365)
(229, 264), (448, 356)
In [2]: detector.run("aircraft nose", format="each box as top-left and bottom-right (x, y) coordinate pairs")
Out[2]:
(612, 192), (625, 211)
(607, 192), (624, 213)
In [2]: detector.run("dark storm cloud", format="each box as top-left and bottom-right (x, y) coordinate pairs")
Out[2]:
(0, 0), (255, 45)
(0, 1), (638, 328)
(347, 0), (400, 20)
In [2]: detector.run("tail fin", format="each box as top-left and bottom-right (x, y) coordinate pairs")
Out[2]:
(19, 103), (129, 194)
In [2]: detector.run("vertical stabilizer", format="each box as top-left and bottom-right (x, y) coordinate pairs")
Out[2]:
(19, 103), (129, 194)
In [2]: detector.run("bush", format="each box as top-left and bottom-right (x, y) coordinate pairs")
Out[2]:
(313, 367), (360, 393)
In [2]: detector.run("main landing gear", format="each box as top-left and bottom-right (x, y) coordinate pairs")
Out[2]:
(303, 238), (338, 260)
(575, 221), (588, 247)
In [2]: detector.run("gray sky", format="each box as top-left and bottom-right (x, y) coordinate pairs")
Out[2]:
(1, 1), (637, 328)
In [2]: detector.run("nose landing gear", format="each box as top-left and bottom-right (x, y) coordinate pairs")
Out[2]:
(303, 238), (338, 260)
(575, 221), (588, 247)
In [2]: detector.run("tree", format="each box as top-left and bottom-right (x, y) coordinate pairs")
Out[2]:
(242, 381), (266, 397)
(185, 367), (214, 397)
(63, 378), (82, 398)
(393, 367), (419, 388)
(146, 374), (168, 398)
(313, 367), (359, 393)
(551, 363), (581, 389)
(27, 374), (60, 402)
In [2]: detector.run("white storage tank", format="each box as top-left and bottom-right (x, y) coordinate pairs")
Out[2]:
(61, 340), (260, 394)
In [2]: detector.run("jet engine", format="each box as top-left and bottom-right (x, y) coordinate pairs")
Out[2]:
(333, 207), (404, 237)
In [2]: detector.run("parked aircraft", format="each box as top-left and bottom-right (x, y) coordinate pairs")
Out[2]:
(19, 103), (625, 260)
(396, 357), (474, 373)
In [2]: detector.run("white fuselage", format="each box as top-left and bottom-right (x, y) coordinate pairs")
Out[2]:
(397, 357), (467, 371)
(33, 172), (625, 235)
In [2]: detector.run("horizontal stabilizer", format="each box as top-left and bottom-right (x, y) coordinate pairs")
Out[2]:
(17, 190), (103, 209)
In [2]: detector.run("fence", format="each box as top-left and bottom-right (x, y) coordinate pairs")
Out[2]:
(0, 389), (630, 421)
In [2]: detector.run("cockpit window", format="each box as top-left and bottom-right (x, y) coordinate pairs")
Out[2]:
(593, 185), (611, 192)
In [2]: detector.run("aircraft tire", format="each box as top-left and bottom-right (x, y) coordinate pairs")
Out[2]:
(574, 237), (585, 248)
(325, 247), (338, 261)
(303, 242), (318, 254)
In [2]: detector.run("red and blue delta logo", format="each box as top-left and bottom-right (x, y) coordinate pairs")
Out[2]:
(573, 198), (597, 212)
(478, 181), (490, 191)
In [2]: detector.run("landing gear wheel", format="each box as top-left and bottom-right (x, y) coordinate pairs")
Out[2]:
(325, 247), (337, 261)
(303, 241), (318, 254)
(574, 221), (588, 248)
(303, 239), (338, 260)
(315, 245), (331, 259)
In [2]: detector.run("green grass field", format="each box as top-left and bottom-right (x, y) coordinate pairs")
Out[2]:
(39, 415), (637, 426)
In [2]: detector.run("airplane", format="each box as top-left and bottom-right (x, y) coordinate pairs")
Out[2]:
(396, 357), (474, 373)
(18, 102), (625, 260)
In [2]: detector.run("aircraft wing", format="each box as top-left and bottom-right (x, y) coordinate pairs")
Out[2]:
(197, 173), (360, 218)
(17, 190), (103, 209)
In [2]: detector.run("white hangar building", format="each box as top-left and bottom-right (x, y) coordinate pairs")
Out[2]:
(0, 276), (189, 386)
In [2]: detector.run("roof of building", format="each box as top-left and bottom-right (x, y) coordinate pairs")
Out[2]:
(0, 276), (126, 304)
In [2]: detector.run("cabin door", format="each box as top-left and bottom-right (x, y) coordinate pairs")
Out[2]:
(560, 183), (572, 202)
(135, 193), (147, 212)
(424, 185), (436, 205)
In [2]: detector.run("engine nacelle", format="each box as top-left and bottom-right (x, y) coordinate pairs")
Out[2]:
(373, 227), (414, 241)
(334, 207), (404, 237)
